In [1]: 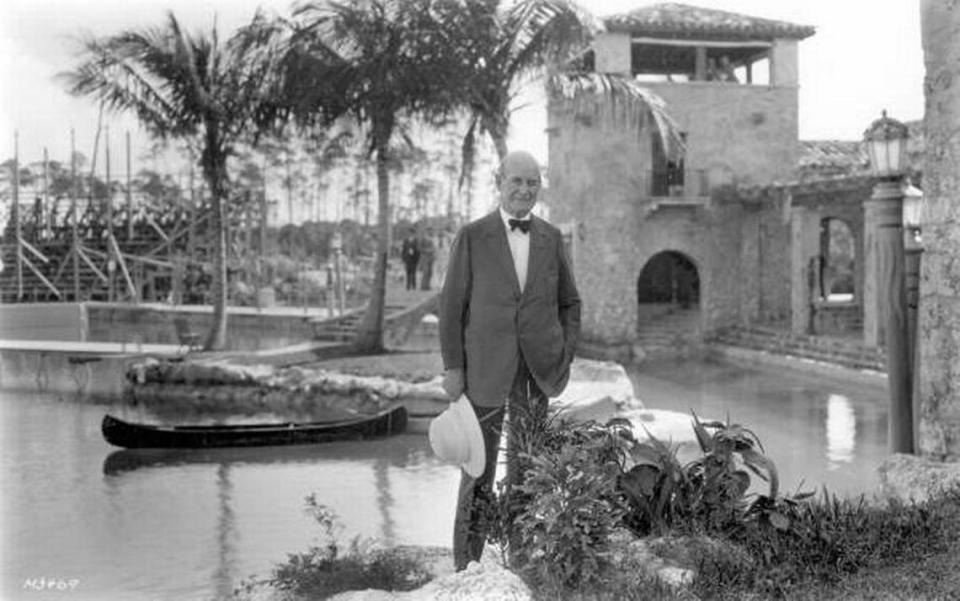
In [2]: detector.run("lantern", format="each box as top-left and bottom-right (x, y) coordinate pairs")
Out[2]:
(863, 110), (909, 177)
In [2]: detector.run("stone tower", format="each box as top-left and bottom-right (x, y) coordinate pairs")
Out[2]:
(546, 3), (814, 356)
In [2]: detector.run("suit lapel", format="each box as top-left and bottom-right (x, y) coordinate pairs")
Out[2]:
(481, 212), (521, 297)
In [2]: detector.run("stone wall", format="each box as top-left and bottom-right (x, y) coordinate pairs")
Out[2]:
(730, 201), (792, 326)
(547, 100), (746, 345)
(640, 82), (799, 187)
(918, 0), (960, 457)
(546, 76), (801, 347)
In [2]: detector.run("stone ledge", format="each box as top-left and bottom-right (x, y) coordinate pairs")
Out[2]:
(706, 343), (887, 387)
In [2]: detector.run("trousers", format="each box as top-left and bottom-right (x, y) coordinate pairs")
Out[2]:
(452, 355), (547, 571)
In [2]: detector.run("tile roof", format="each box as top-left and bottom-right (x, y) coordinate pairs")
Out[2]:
(797, 140), (869, 179)
(604, 3), (815, 40)
(798, 120), (924, 180)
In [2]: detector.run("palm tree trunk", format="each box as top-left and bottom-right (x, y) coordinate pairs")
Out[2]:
(202, 136), (229, 351)
(353, 137), (390, 353)
(491, 130), (508, 161)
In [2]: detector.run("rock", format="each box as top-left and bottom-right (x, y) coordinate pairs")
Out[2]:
(609, 531), (748, 593)
(624, 408), (702, 454)
(325, 547), (530, 601)
(552, 358), (642, 422)
(877, 453), (960, 503)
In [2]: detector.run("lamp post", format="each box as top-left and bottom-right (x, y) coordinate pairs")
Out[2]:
(863, 110), (913, 454)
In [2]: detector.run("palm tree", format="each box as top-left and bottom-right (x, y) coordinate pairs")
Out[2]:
(444, 0), (597, 174)
(449, 0), (683, 179)
(62, 11), (295, 350)
(287, 0), (462, 352)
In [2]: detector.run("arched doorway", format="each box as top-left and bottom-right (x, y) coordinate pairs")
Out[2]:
(635, 251), (701, 355)
(637, 251), (700, 307)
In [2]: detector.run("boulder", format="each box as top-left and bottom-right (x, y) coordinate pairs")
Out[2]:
(552, 358), (643, 422)
(608, 531), (751, 592)
(877, 453), (960, 503)
(327, 549), (531, 601)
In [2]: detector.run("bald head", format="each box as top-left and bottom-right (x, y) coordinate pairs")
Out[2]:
(496, 151), (539, 180)
(496, 150), (541, 218)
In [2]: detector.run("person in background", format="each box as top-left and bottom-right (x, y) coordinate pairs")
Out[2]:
(718, 55), (739, 82)
(439, 150), (581, 571)
(419, 230), (436, 291)
(401, 232), (420, 290)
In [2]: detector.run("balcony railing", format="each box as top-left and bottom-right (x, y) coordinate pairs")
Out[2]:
(650, 169), (709, 198)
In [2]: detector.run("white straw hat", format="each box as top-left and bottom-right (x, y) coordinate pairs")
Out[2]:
(428, 395), (486, 478)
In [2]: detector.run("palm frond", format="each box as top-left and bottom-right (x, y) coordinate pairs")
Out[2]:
(547, 71), (686, 159)
(60, 36), (190, 138)
(505, 0), (597, 79)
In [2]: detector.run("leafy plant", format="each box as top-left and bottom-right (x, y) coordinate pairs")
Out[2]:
(489, 413), (635, 595)
(256, 495), (431, 598)
(619, 412), (781, 537)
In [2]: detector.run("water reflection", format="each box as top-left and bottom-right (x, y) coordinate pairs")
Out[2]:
(627, 358), (888, 496)
(825, 394), (856, 468)
(374, 459), (396, 546)
(102, 438), (425, 475)
(212, 463), (237, 601)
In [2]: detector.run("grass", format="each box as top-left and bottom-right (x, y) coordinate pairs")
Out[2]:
(688, 487), (960, 600)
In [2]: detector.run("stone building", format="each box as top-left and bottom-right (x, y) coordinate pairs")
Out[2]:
(546, 3), (919, 362)
(918, 0), (960, 457)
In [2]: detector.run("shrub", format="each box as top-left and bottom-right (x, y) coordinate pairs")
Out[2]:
(254, 495), (431, 599)
(492, 414), (635, 596)
(618, 413), (780, 537)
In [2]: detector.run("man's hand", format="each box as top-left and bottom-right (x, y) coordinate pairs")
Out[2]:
(442, 368), (464, 400)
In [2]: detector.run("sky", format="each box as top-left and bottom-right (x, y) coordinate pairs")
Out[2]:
(0, 0), (925, 170)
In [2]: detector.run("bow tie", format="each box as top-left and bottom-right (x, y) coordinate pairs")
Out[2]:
(508, 218), (531, 233)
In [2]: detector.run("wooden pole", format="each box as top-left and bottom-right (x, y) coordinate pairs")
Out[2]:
(869, 179), (913, 454)
(43, 147), (50, 236)
(126, 132), (133, 241)
(188, 162), (196, 258)
(13, 131), (23, 300)
(105, 126), (112, 233)
(259, 157), (268, 304)
(71, 129), (80, 301)
(105, 128), (113, 302)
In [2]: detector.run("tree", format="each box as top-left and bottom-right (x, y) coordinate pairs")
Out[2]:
(446, 0), (597, 175)
(62, 11), (295, 350)
(287, 0), (462, 352)
(448, 1), (682, 181)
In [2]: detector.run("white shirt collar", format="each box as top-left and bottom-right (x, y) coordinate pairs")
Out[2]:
(499, 207), (531, 231)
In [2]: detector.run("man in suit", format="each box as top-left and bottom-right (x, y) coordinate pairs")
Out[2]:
(401, 233), (420, 290)
(439, 150), (581, 570)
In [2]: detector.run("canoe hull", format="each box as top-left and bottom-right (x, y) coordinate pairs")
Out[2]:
(101, 407), (408, 449)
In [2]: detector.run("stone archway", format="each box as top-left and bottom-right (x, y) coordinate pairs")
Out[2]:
(637, 251), (700, 307)
(635, 251), (701, 357)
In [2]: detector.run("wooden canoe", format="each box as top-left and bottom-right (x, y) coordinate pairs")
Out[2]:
(101, 406), (408, 449)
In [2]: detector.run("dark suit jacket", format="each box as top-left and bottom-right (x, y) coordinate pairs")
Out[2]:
(439, 211), (581, 406)
(401, 237), (420, 265)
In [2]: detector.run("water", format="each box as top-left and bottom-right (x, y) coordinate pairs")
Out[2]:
(628, 358), (888, 497)
(0, 357), (889, 600)
(0, 392), (459, 601)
